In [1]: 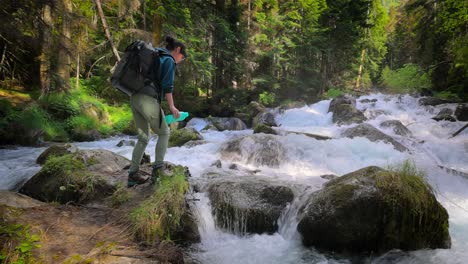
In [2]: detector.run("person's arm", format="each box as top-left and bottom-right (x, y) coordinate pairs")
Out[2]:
(165, 92), (180, 119)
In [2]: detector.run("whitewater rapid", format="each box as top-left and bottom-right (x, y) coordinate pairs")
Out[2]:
(0, 93), (467, 263)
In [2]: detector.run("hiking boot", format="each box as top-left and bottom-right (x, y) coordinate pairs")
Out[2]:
(127, 171), (149, 187)
(151, 166), (163, 185)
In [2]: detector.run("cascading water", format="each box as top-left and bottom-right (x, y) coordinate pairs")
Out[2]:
(1, 93), (467, 263)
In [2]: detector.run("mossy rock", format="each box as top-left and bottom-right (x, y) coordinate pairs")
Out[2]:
(297, 166), (451, 253)
(342, 124), (408, 152)
(169, 127), (203, 147)
(36, 144), (78, 165)
(331, 104), (367, 125)
(20, 149), (129, 204)
(253, 124), (277, 135)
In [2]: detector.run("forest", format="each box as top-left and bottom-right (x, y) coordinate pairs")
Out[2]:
(0, 0), (467, 145)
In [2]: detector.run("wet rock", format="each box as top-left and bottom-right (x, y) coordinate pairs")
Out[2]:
(432, 114), (456, 122)
(253, 112), (277, 127)
(437, 108), (453, 116)
(329, 98), (367, 125)
(183, 140), (208, 148)
(320, 174), (338, 181)
(297, 166), (451, 253)
(229, 163), (238, 170)
(141, 152), (151, 164)
(21, 149), (129, 204)
(342, 124), (408, 152)
(279, 101), (306, 113)
(116, 139), (135, 147)
(455, 104), (468, 121)
(221, 134), (286, 167)
(208, 177), (294, 235)
(359, 99), (378, 104)
(71, 129), (102, 142)
(367, 109), (390, 119)
(253, 124), (277, 135)
(211, 160), (222, 168)
(169, 127), (203, 147)
(208, 117), (247, 131)
(379, 120), (412, 137)
(418, 97), (454, 106)
(36, 144), (78, 165)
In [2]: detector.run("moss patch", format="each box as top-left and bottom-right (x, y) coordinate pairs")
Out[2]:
(130, 166), (189, 243)
(169, 128), (202, 147)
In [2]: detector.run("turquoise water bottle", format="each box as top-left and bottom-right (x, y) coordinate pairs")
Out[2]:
(165, 111), (189, 125)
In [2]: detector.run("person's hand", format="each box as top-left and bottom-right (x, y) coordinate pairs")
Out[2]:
(170, 106), (180, 119)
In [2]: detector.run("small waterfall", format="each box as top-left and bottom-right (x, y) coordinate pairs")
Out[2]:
(278, 188), (314, 240)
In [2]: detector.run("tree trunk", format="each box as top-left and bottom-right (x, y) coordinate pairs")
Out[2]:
(40, 4), (53, 97)
(56, 0), (73, 91)
(152, 11), (163, 45)
(75, 53), (80, 89)
(94, 0), (121, 61)
(355, 49), (366, 90)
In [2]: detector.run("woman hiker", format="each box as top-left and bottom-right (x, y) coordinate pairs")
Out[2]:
(127, 36), (187, 187)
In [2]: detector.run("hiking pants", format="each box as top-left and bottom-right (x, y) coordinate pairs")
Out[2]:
(129, 93), (170, 173)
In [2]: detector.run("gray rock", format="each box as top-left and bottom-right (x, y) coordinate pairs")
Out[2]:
(211, 160), (222, 168)
(253, 112), (277, 127)
(432, 114), (457, 122)
(437, 108), (453, 116)
(331, 104), (367, 125)
(253, 124), (277, 135)
(379, 120), (412, 137)
(455, 104), (468, 121)
(116, 140), (135, 147)
(208, 117), (247, 131)
(360, 99), (378, 104)
(320, 174), (338, 181)
(419, 97), (454, 106)
(208, 177), (294, 235)
(0, 191), (46, 208)
(329, 95), (357, 112)
(221, 134), (286, 167)
(297, 166), (451, 253)
(169, 127), (203, 147)
(342, 124), (408, 152)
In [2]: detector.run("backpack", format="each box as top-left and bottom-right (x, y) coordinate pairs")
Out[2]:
(111, 40), (167, 99)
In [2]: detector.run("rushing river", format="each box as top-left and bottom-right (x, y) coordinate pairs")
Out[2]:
(1, 93), (467, 264)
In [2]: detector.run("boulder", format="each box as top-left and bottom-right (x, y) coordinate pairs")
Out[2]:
(221, 134), (286, 167)
(71, 129), (102, 142)
(253, 124), (277, 135)
(359, 99), (378, 104)
(208, 177), (294, 234)
(0, 191), (45, 208)
(328, 95), (357, 113)
(36, 144), (78, 165)
(367, 109), (390, 119)
(252, 112), (277, 127)
(342, 124), (408, 152)
(20, 149), (129, 204)
(169, 127), (203, 147)
(379, 120), (412, 137)
(437, 108), (453, 116)
(208, 117), (247, 131)
(455, 104), (468, 121)
(418, 97), (454, 106)
(297, 166), (451, 253)
(278, 101), (306, 113)
(432, 114), (456, 122)
(330, 104), (367, 125)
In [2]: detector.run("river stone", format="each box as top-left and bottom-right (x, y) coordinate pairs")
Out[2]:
(208, 117), (247, 131)
(116, 139), (135, 147)
(331, 104), (367, 125)
(297, 166), (451, 253)
(328, 95), (357, 112)
(252, 111), (277, 127)
(379, 120), (412, 137)
(36, 144), (78, 165)
(342, 124), (408, 152)
(169, 127), (203, 147)
(432, 114), (456, 122)
(455, 104), (468, 121)
(360, 98), (378, 104)
(207, 177), (294, 235)
(20, 149), (129, 204)
(71, 129), (102, 142)
(437, 108), (453, 116)
(221, 134), (286, 167)
(418, 97), (453, 106)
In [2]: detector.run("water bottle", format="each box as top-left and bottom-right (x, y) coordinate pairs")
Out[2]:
(165, 111), (189, 125)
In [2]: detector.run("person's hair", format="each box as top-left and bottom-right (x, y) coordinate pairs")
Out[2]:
(165, 36), (187, 58)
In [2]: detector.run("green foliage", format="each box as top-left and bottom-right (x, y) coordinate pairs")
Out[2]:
(0, 221), (42, 264)
(324, 88), (344, 99)
(111, 183), (132, 208)
(434, 91), (460, 101)
(38, 93), (80, 120)
(258, 91), (276, 106)
(381, 64), (431, 93)
(130, 166), (189, 243)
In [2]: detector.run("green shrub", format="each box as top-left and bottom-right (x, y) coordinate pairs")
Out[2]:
(38, 93), (80, 120)
(67, 115), (98, 132)
(0, 221), (42, 264)
(130, 166), (189, 243)
(381, 64), (431, 93)
(324, 88), (344, 99)
(259, 91), (276, 106)
(434, 91), (460, 101)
